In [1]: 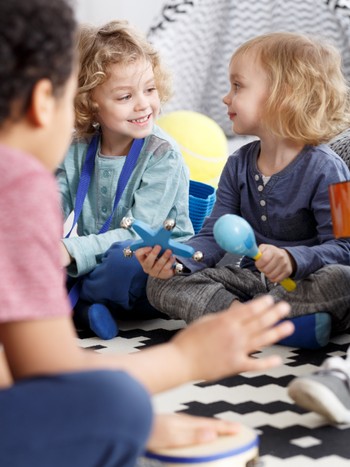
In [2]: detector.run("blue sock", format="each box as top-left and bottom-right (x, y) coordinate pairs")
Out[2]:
(88, 304), (119, 340)
(278, 312), (331, 349)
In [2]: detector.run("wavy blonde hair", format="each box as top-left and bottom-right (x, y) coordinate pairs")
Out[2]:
(75, 20), (172, 138)
(231, 32), (350, 145)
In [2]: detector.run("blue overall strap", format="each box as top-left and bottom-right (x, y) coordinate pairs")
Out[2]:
(66, 135), (144, 237)
(67, 279), (81, 311)
(65, 134), (99, 238)
(66, 136), (145, 309)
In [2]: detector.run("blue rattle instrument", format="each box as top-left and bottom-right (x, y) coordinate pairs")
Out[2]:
(121, 217), (203, 271)
(213, 214), (296, 292)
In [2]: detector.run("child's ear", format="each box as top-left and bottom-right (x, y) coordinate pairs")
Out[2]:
(28, 79), (55, 127)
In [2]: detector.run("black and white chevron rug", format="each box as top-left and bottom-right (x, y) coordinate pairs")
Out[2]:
(78, 317), (350, 466)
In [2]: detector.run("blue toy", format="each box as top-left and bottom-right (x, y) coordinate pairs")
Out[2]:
(213, 214), (296, 291)
(121, 217), (203, 267)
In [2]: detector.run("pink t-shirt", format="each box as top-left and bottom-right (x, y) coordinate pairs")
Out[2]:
(0, 144), (71, 322)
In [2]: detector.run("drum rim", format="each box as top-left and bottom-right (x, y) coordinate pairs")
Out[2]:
(144, 435), (258, 464)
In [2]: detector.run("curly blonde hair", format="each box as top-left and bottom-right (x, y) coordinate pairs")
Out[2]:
(75, 20), (172, 139)
(231, 32), (350, 145)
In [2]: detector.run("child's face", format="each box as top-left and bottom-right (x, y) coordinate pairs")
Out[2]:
(92, 58), (160, 144)
(223, 52), (269, 137)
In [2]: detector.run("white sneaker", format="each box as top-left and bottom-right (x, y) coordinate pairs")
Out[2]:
(288, 348), (350, 424)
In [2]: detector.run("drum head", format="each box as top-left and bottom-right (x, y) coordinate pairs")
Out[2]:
(144, 424), (259, 465)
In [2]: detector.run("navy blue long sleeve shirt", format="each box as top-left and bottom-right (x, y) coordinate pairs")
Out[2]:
(183, 140), (350, 280)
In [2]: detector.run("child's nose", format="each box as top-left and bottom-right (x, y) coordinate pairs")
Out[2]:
(222, 92), (230, 105)
(135, 94), (148, 110)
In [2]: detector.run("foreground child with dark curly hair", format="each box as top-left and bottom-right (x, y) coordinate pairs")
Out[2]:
(0, 2), (295, 465)
(138, 32), (350, 333)
(56, 21), (194, 339)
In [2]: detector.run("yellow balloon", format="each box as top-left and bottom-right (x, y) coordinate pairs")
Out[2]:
(157, 110), (228, 187)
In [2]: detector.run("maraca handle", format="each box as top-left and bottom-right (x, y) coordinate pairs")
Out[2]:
(280, 278), (297, 292)
(253, 251), (297, 292)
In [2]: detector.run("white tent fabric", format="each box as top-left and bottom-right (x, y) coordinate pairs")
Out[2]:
(148, 0), (350, 135)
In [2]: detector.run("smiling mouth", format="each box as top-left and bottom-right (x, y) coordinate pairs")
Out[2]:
(128, 114), (151, 125)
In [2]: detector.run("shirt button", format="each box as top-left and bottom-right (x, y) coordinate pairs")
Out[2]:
(261, 215), (267, 221)
(103, 170), (111, 178)
(258, 185), (264, 192)
(260, 199), (266, 206)
(255, 174), (260, 181)
(101, 206), (107, 213)
(101, 186), (107, 194)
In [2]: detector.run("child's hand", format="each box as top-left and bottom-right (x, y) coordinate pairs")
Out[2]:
(170, 295), (294, 381)
(134, 245), (176, 279)
(147, 413), (240, 450)
(255, 244), (295, 283)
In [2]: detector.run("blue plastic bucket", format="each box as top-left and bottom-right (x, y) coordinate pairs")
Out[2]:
(189, 180), (216, 234)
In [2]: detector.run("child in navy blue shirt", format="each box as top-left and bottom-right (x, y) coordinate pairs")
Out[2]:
(138, 32), (350, 333)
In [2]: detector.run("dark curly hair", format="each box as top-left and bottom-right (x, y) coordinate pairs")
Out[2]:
(0, 0), (77, 124)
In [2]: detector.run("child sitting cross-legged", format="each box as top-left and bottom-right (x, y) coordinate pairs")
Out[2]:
(137, 32), (350, 336)
(57, 20), (194, 339)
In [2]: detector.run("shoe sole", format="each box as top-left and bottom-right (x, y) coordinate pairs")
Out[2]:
(288, 378), (350, 424)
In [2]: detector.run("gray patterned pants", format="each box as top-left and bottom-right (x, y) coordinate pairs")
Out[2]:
(147, 264), (350, 332)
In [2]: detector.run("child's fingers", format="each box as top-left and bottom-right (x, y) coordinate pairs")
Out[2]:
(252, 301), (291, 332)
(134, 246), (153, 260)
(151, 251), (175, 276)
(250, 320), (294, 350)
(240, 297), (290, 328)
(243, 354), (284, 373)
(147, 414), (240, 451)
(144, 248), (174, 275)
(226, 295), (282, 325)
(135, 245), (162, 271)
(224, 297), (293, 350)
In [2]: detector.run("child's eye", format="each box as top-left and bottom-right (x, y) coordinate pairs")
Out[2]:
(145, 87), (157, 94)
(233, 83), (241, 92)
(117, 94), (132, 101)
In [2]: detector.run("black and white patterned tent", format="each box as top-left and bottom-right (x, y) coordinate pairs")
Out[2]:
(149, 0), (350, 135)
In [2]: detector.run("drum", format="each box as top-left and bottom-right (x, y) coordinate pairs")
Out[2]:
(139, 424), (260, 467)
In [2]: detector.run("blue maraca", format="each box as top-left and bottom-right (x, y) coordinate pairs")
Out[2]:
(213, 214), (296, 292)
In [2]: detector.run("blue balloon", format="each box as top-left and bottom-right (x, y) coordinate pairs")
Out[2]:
(213, 214), (260, 258)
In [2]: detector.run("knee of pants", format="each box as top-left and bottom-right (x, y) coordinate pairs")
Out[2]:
(76, 370), (153, 464)
(329, 264), (350, 278)
(80, 241), (148, 309)
(16, 370), (152, 444)
(0, 370), (153, 467)
(77, 370), (153, 442)
(311, 264), (350, 289)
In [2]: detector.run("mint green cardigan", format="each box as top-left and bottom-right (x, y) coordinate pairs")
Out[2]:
(57, 125), (194, 277)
